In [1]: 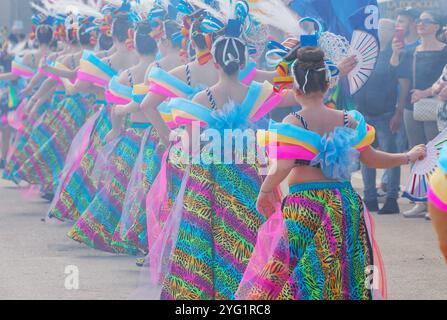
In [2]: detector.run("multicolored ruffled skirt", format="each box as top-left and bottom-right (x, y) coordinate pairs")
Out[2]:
(3, 92), (65, 181)
(14, 94), (93, 191)
(159, 161), (265, 300)
(112, 142), (184, 255)
(47, 106), (112, 221)
(68, 124), (163, 254)
(236, 181), (387, 300)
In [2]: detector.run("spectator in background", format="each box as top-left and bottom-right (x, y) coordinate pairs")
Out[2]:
(396, 8), (421, 51)
(392, 10), (447, 219)
(378, 9), (421, 202)
(355, 19), (401, 214)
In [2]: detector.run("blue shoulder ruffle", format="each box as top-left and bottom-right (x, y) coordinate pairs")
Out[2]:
(311, 127), (360, 182)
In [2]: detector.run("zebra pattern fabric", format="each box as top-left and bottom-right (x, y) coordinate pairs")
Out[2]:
(47, 107), (112, 221)
(68, 125), (161, 255)
(3, 93), (65, 182)
(15, 95), (92, 192)
(239, 181), (375, 300)
(160, 161), (266, 300)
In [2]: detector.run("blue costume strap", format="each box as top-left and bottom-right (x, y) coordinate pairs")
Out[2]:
(238, 81), (263, 120)
(13, 56), (37, 73)
(132, 92), (146, 104)
(238, 60), (257, 82)
(168, 98), (215, 126)
(82, 50), (118, 78)
(347, 110), (368, 146)
(148, 66), (195, 97)
(130, 122), (152, 129)
(268, 120), (322, 149)
(108, 76), (133, 100)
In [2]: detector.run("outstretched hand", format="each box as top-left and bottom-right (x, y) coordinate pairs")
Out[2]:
(407, 144), (427, 163)
(338, 55), (358, 77)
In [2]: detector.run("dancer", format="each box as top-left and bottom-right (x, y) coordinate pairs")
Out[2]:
(148, 14), (294, 299)
(12, 18), (100, 196)
(108, 21), (186, 255)
(1, 15), (56, 181)
(47, 12), (183, 223)
(45, 7), (138, 219)
(428, 146), (447, 263)
(67, 19), (164, 254)
(236, 47), (426, 300)
(140, 8), (220, 146)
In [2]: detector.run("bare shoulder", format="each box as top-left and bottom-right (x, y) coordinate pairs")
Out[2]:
(117, 68), (131, 86)
(192, 90), (211, 109)
(169, 64), (188, 83)
(282, 113), (304, 128)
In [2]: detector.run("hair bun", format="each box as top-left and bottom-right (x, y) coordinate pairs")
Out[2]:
(136, 21), (152, 36)
(296, 47), (325, 70)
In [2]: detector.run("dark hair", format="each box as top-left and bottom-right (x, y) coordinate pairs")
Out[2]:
(292, 47), (328, 94)
(283, 45), (301, 63)
(190, 20), (208, 51)
(112, 14), (133, 43)
(396, 8), (420, 21)
(422, 10), (446, 25)
(78, 26), (93, 46)
(36, 25), (54, 45)
(135, 22), (157, 55)
(99, 33), (113, 51)
(213, 37), (246, 76)
(66, 28), (78, 44)
(164, 20), (182, 48)
(422, 10), (446, 37)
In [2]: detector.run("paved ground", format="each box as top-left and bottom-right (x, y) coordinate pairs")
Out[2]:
(0, 169), (446, 300)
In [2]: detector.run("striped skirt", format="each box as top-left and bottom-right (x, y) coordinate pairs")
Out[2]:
(160, 162), (265, 300)
(237, 182), (385, 300)
(15, 95), (90, 191)
(68, 124), (158, 254)
(111, 142), (185, 256)
(47, 106), (112, 221)
(3, 93), (65, 181)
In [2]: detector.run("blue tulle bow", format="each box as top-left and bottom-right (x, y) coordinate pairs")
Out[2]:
(210, 101), (250, 132)
(311, 127), (360, 182)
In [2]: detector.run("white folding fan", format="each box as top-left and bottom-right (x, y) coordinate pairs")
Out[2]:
(404, 128), (447, 201)
(347, 30), (379, 95)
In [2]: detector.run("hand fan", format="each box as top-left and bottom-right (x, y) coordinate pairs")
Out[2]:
(347, 30), (379, 95)
(403, 128), (447, 201)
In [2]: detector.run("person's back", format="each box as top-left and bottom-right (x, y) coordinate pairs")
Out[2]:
(244, 47), (426, 301)
(284, 107), (353, 185)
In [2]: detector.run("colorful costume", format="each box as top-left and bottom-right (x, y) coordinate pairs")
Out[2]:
(236, 110), (386, 300)
(68, 64), (205, 254)
(428, 147), (447, 212)
(111, 66), (208, 255)
(2, 55), (47, 181)
(47, 51), (119, 221)
(149, 81), (282, 300)
(68, 72), (165, 254)
(14, 93), (97, 192)
(5, 57), (75, 187)
(428, 147), (447, 262)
